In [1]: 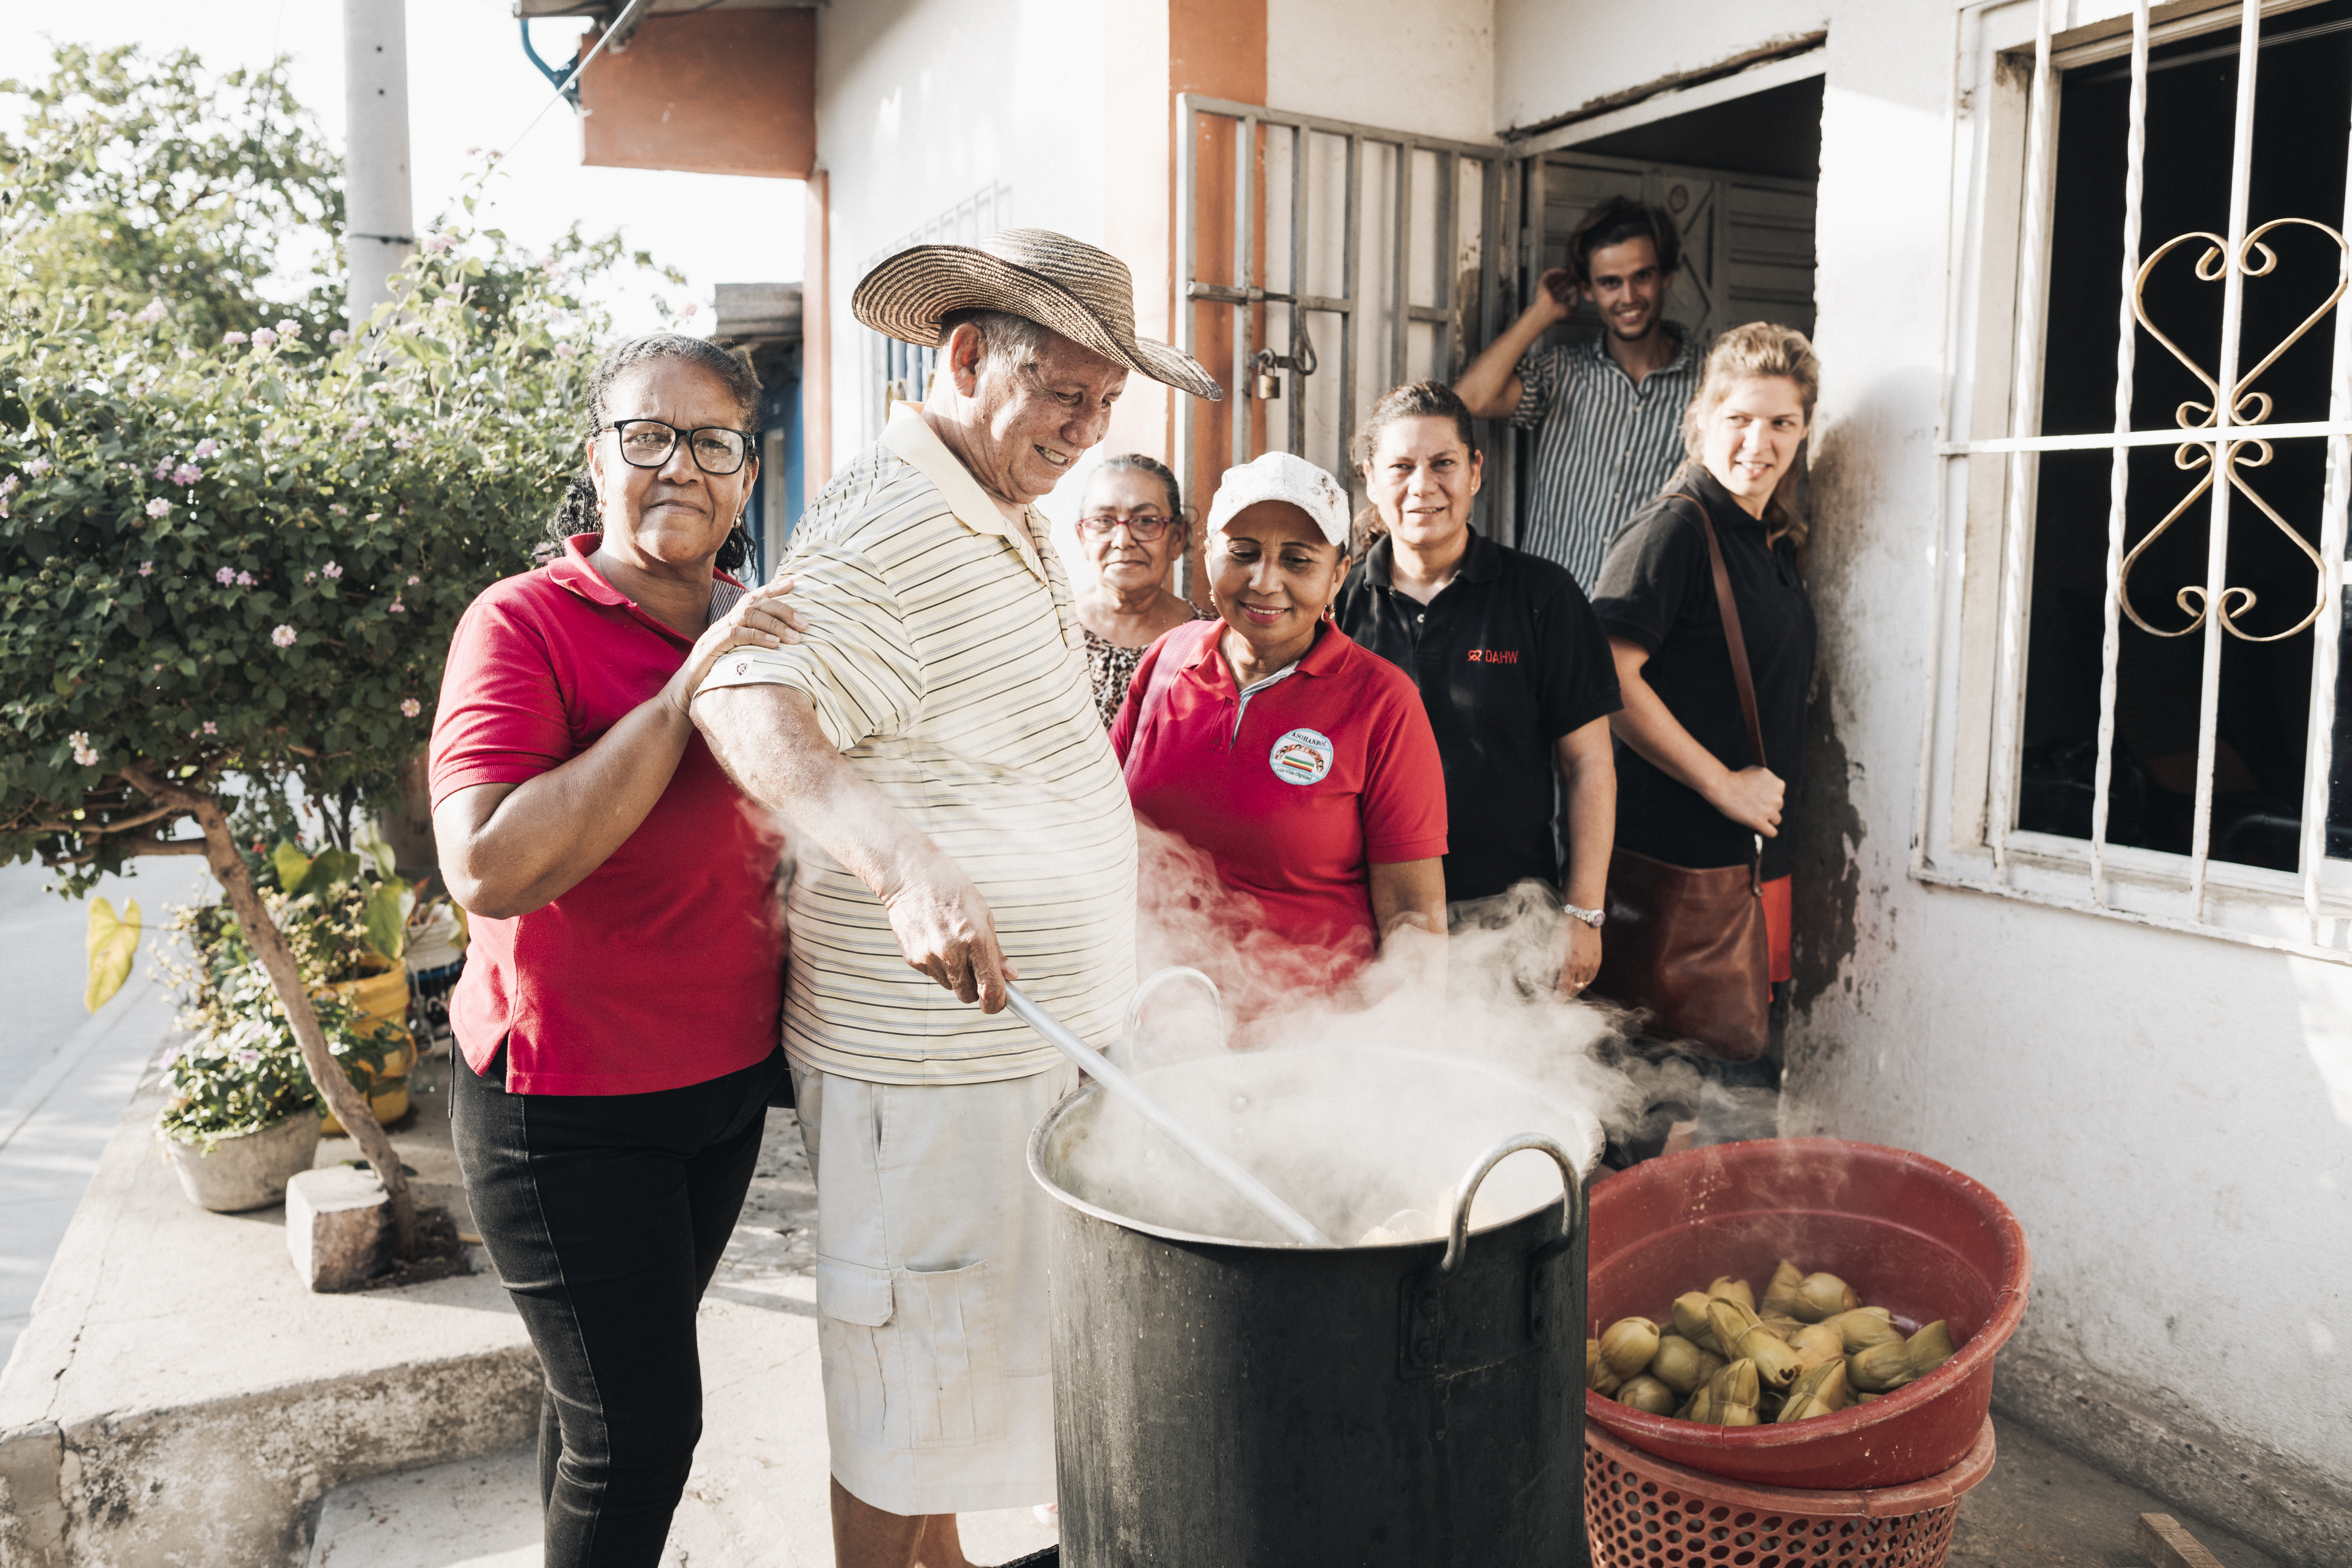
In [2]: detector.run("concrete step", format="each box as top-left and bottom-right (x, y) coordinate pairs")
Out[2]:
(305, 1445), (537, 1566)
(0, 1052), (539, 1567)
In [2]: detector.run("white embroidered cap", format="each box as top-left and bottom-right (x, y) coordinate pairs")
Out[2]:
(1203, 450), (1352, 549)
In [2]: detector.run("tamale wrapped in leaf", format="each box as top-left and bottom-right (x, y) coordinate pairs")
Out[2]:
(1649, 1334), (1711, 1395)
(1787, 1322), (1844, 1372)
(1599, 1316), (1661, 1379)
(1760, 1259), (1807, 1318)
(1585, 1338), (1622, 1396)
(1823, 1306), (1902, 1353)
(1617, 1375), (1676, 1415)
(1794, 1271), (1861, 1322)
(1671, 1291), (1721, 1354)
(1907, 1319), (1958, 1377)
(1707, 1275), (1758, 1314)
(1847, 1340), (1918, 1394)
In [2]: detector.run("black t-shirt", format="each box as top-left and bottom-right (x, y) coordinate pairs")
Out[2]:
(1589, 466), (1816, 881)
(1335, 529), (1621, 903)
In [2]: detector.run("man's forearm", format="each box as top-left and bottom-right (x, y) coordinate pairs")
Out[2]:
(695, 682), (1020, 1007)
(693, 684), (939, 897)
(1456, 302), (1555, 418)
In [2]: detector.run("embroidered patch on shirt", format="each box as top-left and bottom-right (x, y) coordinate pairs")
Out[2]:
(1269, 727), (1335, 785)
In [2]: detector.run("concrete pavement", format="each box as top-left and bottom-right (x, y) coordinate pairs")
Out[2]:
(0, 860), (210, 1370)
(303, 1079), (1058, 1566)
(0, 1052), (539, 1566)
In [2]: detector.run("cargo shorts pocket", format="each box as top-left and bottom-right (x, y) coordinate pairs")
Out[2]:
(815, 1256), (1004, 1451)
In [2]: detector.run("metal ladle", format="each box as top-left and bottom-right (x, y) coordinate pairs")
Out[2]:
(1004, 983), (1334, 1247)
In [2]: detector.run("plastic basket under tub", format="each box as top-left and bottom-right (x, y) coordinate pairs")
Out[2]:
(1585, 1418), (1996, 1568)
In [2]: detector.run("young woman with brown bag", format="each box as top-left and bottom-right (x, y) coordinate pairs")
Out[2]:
(1586, 323), (1819, 1098)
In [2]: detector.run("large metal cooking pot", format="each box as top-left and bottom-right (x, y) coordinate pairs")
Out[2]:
(1029, 1042), (1600, 1568)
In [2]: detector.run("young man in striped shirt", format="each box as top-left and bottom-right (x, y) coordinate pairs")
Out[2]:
(1457, 196), (1701, 590)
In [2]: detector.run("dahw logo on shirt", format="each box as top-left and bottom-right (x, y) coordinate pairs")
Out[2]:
(1466, 648), (1520, 665)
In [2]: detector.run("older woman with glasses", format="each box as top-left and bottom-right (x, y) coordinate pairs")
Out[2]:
(1073, 453), (1210, 726)
(430, 334), (804, 1567)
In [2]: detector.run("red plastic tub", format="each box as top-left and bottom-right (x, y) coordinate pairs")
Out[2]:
(1585, 1417), (1998, 1568)
(1583, 1138), (2029, 1490)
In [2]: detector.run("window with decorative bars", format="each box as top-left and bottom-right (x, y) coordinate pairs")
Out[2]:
(1920, 0), (2352, 959)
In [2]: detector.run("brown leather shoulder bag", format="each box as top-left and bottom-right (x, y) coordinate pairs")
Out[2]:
(1588, 493), (1772, 1061)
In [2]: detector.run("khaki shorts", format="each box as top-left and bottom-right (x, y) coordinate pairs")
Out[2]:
(791, 1062), (1078, 1517)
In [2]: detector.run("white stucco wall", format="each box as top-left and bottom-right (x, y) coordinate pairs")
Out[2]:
(1491, 0), (1828, 132)
(1266, 0), (1494, 143)
(811, 0), (1108, 478)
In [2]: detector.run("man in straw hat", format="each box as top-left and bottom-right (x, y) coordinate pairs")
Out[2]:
(694, 230), (1219, 1566)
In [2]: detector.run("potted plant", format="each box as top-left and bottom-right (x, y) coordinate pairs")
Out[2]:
(170, 835), (421, 1133)
(153, 958), (391, 1212)
(264, 838), (420, 1127)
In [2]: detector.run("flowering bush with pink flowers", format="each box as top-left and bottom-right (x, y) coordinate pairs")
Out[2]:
(0, 210), (623, 887)
(0, 44), (697, 1249)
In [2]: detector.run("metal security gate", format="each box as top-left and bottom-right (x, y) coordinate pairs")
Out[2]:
(1174, 95), (1513, 541)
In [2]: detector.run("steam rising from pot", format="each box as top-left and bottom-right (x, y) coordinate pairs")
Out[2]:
(1057, 826), (1755, 1246)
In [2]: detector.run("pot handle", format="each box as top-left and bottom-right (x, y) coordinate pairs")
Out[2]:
(1115, 966), (1226, 1071)
(1439, 1132), (1582, 1277)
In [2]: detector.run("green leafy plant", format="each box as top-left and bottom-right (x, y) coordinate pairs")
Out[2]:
(157, 887), (407, 1149)
(0, 45), (673, 1251)
(155, 959), (394, 1151)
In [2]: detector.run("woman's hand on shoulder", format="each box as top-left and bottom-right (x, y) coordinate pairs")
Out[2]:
(667, 577), (806, 718)
(1707, 764), (1785, 837)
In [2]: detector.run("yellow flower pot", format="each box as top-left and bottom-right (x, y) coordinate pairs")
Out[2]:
(322, 957), (411, 1048)
(322, 1079), (410, 1135)
(317, 956), (413, 1133)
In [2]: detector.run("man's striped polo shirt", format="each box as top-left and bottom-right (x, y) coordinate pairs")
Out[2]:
(698, 402), (1137, 1086)
(1510, 325), (1700, 590)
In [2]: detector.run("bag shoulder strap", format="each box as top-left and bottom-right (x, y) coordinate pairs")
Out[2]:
(1663, 491), (1768, 775)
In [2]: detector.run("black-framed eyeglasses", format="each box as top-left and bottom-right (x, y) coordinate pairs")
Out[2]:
(608, 420), (753, 475)
(1077, 512), (1178, 542)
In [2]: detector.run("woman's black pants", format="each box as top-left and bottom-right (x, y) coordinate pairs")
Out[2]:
(452, 1044), (786, 1566)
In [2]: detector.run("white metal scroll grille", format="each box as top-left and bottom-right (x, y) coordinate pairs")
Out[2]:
(1921, 0), (2352, 958)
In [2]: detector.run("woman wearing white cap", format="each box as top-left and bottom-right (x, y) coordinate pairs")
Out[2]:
(1111, 451), (1449, 981)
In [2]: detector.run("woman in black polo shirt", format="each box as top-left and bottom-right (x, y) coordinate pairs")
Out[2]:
(1334, 381), (1621, 994)
(1589, 323), (1819, 1061)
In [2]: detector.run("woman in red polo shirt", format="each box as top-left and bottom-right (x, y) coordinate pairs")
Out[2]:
(429, 335), (802, 1568)
(1112, 451), (1448, 985)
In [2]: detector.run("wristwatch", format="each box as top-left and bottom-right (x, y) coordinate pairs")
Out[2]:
(1563, 903), (1606, 930)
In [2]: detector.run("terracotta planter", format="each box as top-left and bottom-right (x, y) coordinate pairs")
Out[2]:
(160, 1110), (322, 1213)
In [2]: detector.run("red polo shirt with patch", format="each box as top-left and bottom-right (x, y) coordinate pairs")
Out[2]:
(428, 536), (785, 1095)
(1112, 618), (1447, 970)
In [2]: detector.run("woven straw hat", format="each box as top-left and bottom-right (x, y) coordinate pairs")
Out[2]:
(852, 228), (1224, 402)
